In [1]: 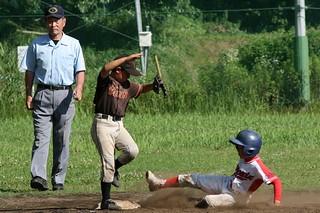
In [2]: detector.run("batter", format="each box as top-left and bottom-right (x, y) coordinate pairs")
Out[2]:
(91, 53), (165, 210)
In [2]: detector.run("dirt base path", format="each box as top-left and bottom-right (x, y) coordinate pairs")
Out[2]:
(1, 190), (319, 212)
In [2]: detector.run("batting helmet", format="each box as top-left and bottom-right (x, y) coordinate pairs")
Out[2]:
(229, 130), (262, 157)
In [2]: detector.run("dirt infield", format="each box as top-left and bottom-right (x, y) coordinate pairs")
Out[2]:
(1, 189), (320, 212)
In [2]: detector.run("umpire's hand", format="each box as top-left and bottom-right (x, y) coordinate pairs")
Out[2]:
(73, 86), (83, 101)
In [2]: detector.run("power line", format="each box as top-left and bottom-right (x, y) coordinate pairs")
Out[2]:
(5, 3), (320, 47)
(308, 7), (320, 10)
(38, 0), (139, 42)
(4, 5), (320, 19)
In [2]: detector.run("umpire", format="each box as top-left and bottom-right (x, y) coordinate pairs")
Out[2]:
(20, 5), (85, 191)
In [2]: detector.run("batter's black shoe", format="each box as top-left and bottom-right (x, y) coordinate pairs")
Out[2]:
(101, 199), (121, 210)
(112, 170), (120, 187)
(30, 176), (49, 191)
(52, 184), (64, 191)
(195, 198), (209, 209)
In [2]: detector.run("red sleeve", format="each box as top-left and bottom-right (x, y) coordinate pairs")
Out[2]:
(271, 178), (282, 202)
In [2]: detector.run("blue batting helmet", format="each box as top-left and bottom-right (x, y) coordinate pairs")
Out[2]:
(229, 130), (262, 157)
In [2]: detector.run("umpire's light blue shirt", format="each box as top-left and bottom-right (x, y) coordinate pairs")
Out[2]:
(20, 33), (86, 86)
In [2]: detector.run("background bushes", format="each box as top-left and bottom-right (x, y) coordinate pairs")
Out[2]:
(2, 1), (320, 117)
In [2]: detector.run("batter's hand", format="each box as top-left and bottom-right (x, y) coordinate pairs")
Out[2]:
(128, 53), (142, 60)
(26, 95), (34, 110)
(73, 87), (83, 101)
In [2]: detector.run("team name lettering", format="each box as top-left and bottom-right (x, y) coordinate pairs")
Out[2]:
(108, 84), (128, 99)
(233, 165), (254, 181)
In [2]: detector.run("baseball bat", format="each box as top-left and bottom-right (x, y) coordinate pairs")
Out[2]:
(154, 55), (168, 97)
(155, 55), (162, 78)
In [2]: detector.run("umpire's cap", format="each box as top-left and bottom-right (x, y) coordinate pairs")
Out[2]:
(114, 54), (142, 76)
(45, 5), (64, 19)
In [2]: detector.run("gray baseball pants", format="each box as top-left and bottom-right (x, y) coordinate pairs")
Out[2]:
(31, 87), (75, 185)
(178, 174), (251, 206)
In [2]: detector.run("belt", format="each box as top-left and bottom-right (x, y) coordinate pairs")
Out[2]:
(96, 113), (123, 121)
(38, 84), (71, 90)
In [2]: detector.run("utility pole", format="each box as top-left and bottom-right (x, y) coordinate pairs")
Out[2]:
(295, 0), (310, 106)
(135, 0), (152, 76)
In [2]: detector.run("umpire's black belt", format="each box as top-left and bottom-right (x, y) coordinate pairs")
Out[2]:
(38, 84), (71, 90)
(96, 113), (123, 121)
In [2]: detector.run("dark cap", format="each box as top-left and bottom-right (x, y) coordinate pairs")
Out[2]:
(114, 54), (142, 76)
(44, 5), (64, 19)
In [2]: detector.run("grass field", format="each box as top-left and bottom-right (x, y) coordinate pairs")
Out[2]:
(1, 112), (320, 198)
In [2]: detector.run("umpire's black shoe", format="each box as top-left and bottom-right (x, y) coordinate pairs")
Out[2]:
(52, 184), (64, 191)
(101, 199), (121, 210)
(112, 170), (120, 187)
(30, 176), (49, 191)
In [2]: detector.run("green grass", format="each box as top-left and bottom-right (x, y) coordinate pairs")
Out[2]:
(1, 112), (320, 198)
